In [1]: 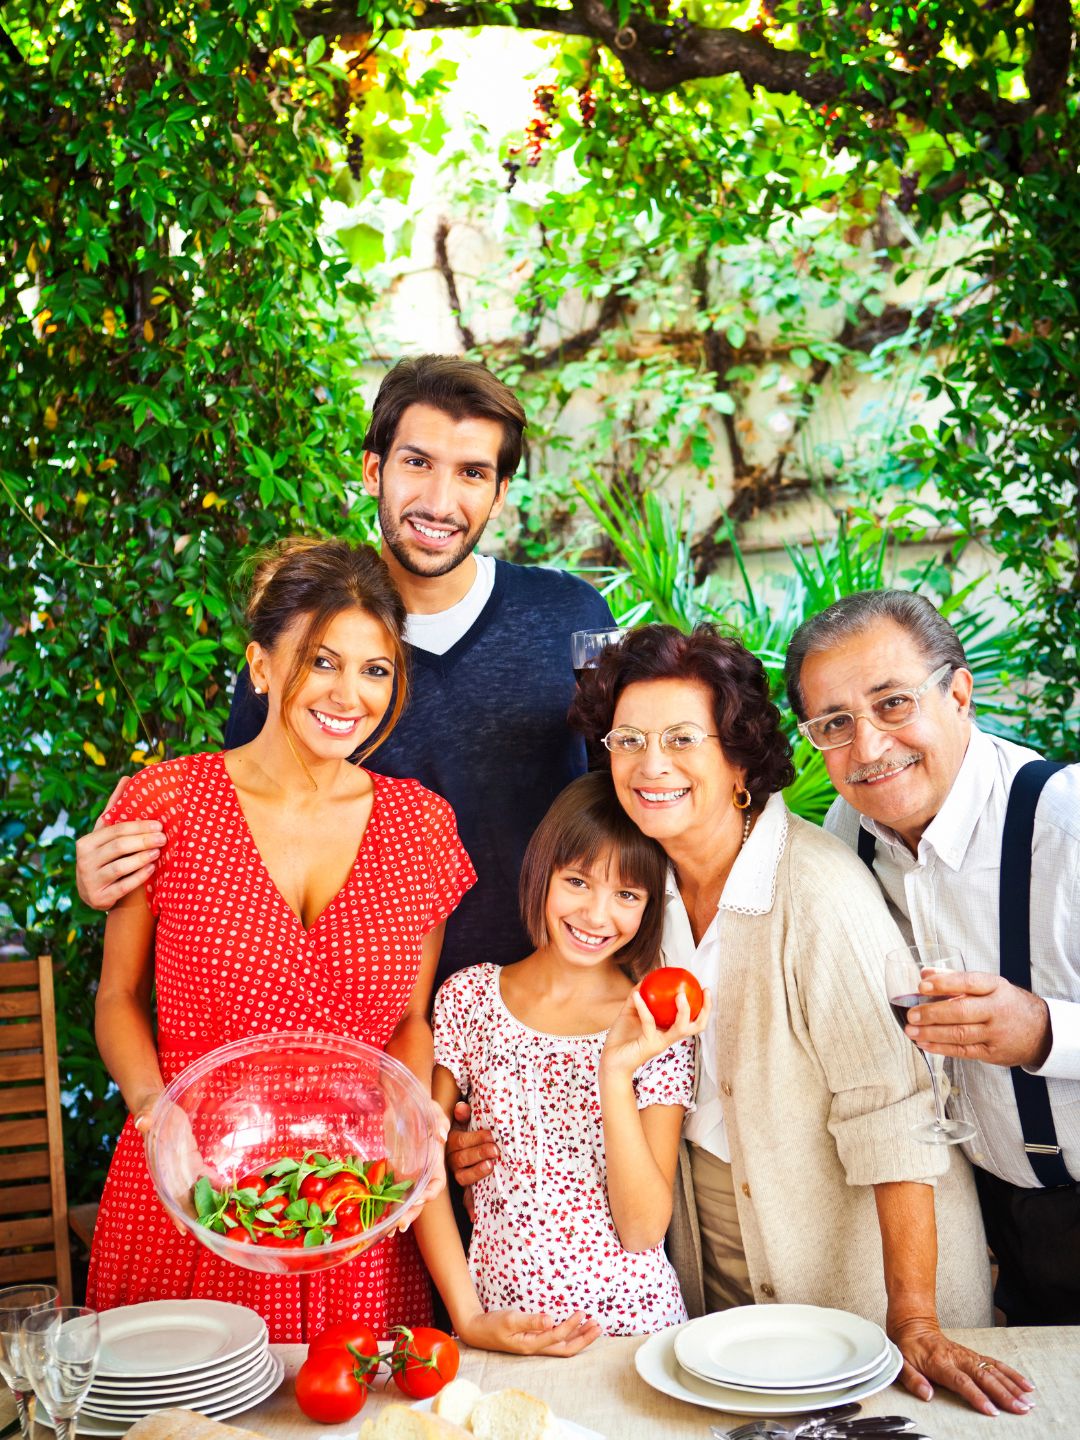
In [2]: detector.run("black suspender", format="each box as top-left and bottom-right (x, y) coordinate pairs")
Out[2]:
(856, 759), (1074, 1187)
(999, 760), (1072, 1186)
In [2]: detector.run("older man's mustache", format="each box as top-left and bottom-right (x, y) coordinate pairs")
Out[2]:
(846, 753), (924, 785)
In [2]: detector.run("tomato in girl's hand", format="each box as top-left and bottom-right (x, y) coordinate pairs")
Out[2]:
(295, 1349), (371, 1423)
(639, 967), (704, 1029)
(390, 1326), (459, 1400)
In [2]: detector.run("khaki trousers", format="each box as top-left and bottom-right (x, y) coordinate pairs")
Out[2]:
(689, 1141), (754, 1313)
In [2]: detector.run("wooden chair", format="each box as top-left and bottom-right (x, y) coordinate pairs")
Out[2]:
(0, 953), (73, 1303)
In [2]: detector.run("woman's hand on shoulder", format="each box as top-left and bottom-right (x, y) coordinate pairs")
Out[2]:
(599, 986), (711, 1080)
(456, 1307), (602, 1358)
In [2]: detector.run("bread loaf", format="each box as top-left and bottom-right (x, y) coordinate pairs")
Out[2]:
(468, 1388), (558, 1440)
(124, 1411), (270, 1440)
(358, 1404), (473, 1438)
(431, 1377), (483, 1427)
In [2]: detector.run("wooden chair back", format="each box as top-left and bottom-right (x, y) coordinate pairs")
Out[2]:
(0, 954), (72, 1303)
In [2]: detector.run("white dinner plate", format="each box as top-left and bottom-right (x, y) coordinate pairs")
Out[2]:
(38, 1353), (285, 1437)
(635, 1324), (903, 1416)
(88, 1339), (269, 1396)
(673, 1304), (887, 1388)
(83, 1347), (276, 1419)
(414, 1395), (606, 1439)
(96, 1300), (267, 1378)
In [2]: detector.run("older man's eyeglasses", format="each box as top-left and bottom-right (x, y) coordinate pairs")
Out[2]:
(601, 723), (720, 755)
(798, 663), (953, 751)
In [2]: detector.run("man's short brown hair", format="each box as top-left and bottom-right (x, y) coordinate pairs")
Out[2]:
(363, 355), (526, 482)
(518, 772), (669, 981)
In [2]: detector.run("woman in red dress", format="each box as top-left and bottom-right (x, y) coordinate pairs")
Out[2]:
(87, 539), (475, 1341)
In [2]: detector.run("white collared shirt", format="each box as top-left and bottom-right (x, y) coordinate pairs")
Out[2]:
(661, 792), (790, 1160)
(824, 725), (1080, 1188)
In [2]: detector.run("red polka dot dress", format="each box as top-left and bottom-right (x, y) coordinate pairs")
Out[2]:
(87, 752), (475, 1342)
(433, 963), (694, 1335)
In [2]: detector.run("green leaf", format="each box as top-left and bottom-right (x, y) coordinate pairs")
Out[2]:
(306, 35), (326, 65)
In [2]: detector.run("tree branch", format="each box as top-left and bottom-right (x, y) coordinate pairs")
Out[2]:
(433, 218), (478, 351)
(294, 0), (1059, 130)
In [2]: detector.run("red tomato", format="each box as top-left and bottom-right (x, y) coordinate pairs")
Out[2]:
(639, 967), (704, 1029)
(308, 1321), (381, 1383)
(235, 1171), (268, 1196)
(333, 1204), (365, 1238)
(390, 1326), (459, 1400)
(364, 1157), (388, 1188)
(299, 1173), (332, 1202)
(225, 1225), (257, 1244)
(258, 1194), (290, 1220)
(322, 1177), (368, 1210)
(295, 1349), (370, 1424)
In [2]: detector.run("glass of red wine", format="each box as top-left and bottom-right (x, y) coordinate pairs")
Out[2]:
(570, 628), (626, 680)
(885, 943), (976, 1146)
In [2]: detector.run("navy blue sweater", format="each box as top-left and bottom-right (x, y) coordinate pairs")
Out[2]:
(225, 560), (614, 988)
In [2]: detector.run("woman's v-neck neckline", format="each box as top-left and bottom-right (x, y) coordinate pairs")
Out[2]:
(217, 752), (380, 934)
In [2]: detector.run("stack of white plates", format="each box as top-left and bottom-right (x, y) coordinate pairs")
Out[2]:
(635, 1304), (903, 1416)
(39, 1300), (283, 1437)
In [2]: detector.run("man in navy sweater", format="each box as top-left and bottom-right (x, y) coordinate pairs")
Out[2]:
(75, 356), (614, 985)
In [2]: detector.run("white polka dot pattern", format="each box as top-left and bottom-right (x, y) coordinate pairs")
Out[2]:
(433, 962), (693, 1335)
(87, 751), (476, 1342)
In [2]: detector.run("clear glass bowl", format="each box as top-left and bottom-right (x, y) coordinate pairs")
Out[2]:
(143, 1031), (437, 1276)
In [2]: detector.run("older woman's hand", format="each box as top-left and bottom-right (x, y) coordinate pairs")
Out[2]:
(890, 1316), (1035, 1416)
(599, 985), (711, 1080)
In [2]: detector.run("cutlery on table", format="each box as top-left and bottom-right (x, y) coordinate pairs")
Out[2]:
(712, 1416), (918, 1440)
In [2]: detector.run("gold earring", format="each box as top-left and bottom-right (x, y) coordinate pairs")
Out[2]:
(732, 784), (751, 810)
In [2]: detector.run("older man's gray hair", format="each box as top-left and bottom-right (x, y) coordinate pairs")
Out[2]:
(785, 590), (971, 721)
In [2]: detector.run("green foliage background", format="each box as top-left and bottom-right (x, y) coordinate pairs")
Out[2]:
(1, 0), (380, 1192)
(1, 0), (1077, 1200)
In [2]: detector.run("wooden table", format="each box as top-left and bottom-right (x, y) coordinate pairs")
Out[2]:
(27, 1327), (1065, 1440)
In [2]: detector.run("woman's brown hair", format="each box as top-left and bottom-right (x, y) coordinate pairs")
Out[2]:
(244, 537), (408, 763)
(569, 623), (794, 807)
(518, 771), (669, 981)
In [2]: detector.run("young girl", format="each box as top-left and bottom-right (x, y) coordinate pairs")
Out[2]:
(414, 771), (710, 1356)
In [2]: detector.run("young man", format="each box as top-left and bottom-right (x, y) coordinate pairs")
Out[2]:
(785, 589), (1080, 1326)
(76, 356), (614, 987)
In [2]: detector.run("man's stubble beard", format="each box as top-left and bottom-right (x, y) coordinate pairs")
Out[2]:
(377, 487), (494, 579)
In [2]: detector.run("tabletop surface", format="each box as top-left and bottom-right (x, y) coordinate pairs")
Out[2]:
(19, 1325), (1067, 1440)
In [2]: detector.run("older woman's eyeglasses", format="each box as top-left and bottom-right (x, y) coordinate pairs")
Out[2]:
(601, 723), (720, 755)
(798, 663), (953, 751)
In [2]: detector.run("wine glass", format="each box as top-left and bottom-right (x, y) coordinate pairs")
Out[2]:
(20, 1306), (100, 1440)
(570, 628), (626, 678)
(885, 943), (976, 1146)
(0, 1284), (59, 1440)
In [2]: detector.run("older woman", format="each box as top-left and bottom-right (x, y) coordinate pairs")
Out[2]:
(568, 623), (1034, 1414)
(451, 622), (1031, 1416)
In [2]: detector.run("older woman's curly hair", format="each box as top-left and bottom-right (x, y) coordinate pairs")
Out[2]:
(568, 624), (794, 808)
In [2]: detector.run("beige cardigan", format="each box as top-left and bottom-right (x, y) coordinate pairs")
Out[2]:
(666, 806), (993, 1329)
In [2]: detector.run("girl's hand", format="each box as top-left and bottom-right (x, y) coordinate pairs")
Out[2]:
(457, 1308), (602, 1358)
(392, 1096), (449, 1235)
(600, 985), (712, 1080)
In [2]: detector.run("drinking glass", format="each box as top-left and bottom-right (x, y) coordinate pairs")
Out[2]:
(21, 1306), (100, 1440)
(885, 943), (976, 1145)
(570, 628), (626, 678)
(0, 1284), (59, 1440)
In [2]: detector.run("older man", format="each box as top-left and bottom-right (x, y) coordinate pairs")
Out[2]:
(785, 589), (1079, 1325)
